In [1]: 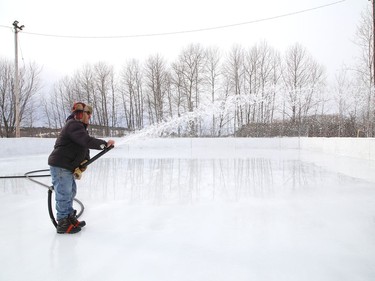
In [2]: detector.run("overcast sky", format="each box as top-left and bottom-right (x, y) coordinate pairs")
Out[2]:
(0, 0), (370, 85)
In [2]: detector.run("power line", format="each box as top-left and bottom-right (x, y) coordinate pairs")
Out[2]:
(1, 0), (346, 39)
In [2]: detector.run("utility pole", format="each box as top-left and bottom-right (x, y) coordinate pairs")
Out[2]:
(371, 0), (375, 86)
(13, 20), (24, 138)
(373, 0), (375, 137)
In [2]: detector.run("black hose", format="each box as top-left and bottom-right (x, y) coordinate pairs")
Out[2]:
(0, 174), (50, 179)
(1, 146), (113, 228)
(24, 169), (85, 228)
(48, 189), (58, 227)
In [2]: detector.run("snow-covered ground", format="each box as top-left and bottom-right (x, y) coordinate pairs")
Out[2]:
(1, 137), (375, 281)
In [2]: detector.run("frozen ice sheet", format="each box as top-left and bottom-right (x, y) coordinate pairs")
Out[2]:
(0, 142), (375, 281)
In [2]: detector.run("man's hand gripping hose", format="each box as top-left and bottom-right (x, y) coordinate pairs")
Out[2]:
(73, 160), (88, 180)
(73, 144), (114, 180)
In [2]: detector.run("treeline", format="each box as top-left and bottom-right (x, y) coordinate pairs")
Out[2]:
(56, 42), (329, 138)
(1, 25), (375, 138)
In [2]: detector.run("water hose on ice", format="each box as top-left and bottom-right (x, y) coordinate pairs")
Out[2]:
(0, 145), (114, 228)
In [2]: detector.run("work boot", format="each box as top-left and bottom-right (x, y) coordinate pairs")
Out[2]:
(57, 217), (81, 234)
(69, 210), (86, 228)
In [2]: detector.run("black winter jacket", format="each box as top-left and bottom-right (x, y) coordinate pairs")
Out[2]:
(48, 119), (107, 171)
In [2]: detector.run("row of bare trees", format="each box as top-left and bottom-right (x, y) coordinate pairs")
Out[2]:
(37, 41), (328, 137)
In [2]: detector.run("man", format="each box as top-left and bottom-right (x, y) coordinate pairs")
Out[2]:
(48, 102), (115, 234)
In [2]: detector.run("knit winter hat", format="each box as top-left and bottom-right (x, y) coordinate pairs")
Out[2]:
(83, 105), (93, 115)
(72, 102), (86, 120)
(72, 102), (86, 112)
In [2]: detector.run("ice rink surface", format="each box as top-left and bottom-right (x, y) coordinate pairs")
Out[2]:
(0, 138), (375, 281)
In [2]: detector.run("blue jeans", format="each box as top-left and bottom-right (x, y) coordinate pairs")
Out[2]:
(50, 166), (77, 221)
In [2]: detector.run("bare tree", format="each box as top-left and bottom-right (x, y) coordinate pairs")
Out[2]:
(119, 59), (144, 130)
(172, 44), (206, 136)
(144, 54), (170, 124)
(77, 64), (95, 105)
(204, 46), (222, 136)
(217, 75), (235, 136)
(268, 48), (282, 124)
(243, 41), (281, 125)
(354, 7), (374, 136)
(257, 41), (280, 124)
(0, 58), (14, 137)
(282, 43), (326, 130)
(44, 81), (68, 129)
(222, 45), (245, 134)
(92, 62), (116, 135)
(0, 58), (41, 137)
(332, 68), (357, 136)
(170, 60), (186, 136)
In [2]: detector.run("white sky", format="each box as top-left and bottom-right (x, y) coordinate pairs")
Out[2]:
(0, 0), (370, 85)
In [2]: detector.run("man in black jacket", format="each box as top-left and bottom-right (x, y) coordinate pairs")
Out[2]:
(48, 102), (115, 234)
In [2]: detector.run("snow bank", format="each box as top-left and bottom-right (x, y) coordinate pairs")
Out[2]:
(1, 137), (56, 157)
(2, 137), (375, 161)
(299, 137), (375, 161)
